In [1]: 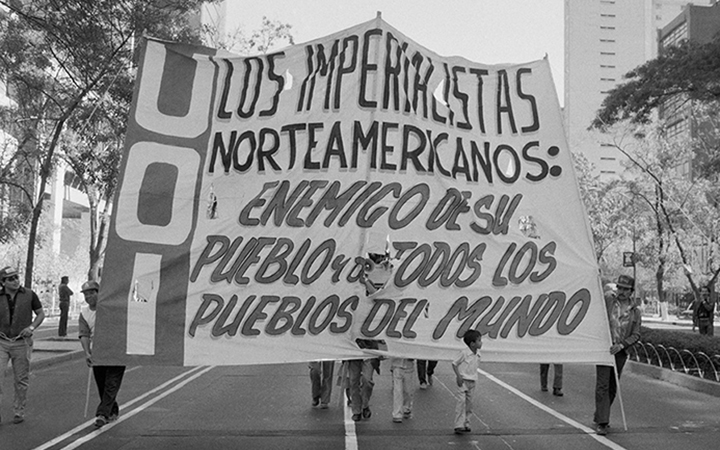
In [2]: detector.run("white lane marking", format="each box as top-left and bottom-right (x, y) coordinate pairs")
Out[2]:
(59, 366), (215, 450)
(478, 368), (629, 450)
(344, 400), (359, 450)
(32, 365), (208, 450)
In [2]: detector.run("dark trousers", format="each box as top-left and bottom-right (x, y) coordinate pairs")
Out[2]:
(416, 360), (437, 384)
(594, 351), (628, 425)
(93, 365), (126, 419)
(698, 318), (714, 336)
(540, 364), (563, 389)
(58, 301), (69, 336)
(309, 361), (334, 405)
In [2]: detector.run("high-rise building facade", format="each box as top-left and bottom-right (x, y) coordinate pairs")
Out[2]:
(564, 0), (713, 179)
(658, 2), (720, 180)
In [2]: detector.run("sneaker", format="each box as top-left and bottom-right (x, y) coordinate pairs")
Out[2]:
(12, 415), (24, 424)
(403, 411), (413, 419)
(319, 403), (329, 409)
(427, 374), (433, 385)
(312, 398), (320, 407)
(553, 388), (564, 397)
(454, 427), (466, 434)
(419, 382), (427, 390)
(596, 424), (608, 436)
(94, 416), (108, 428)
(541, 386), (548, 392)
(108, 413), (119, 422)
(362, 407), (372, 419)
(392, 417), (403, 423)
(352, 413), (361, 422)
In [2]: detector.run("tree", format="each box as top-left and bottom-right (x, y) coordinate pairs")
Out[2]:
(0, 2), (295, 284)
(597, 122), (720, 303)
(57, 11), (294, 281)
(203, 15), (295, 54)
(0, 1), (223, 283)
(573, 152), (629, 265)
(591, 38), (720, 129)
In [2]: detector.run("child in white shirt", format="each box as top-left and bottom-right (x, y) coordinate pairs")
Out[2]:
(451, 329), (482, 434)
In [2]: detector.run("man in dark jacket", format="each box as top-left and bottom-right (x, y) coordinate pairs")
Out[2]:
(694, 286), (715, 336)
(57, 276), (73, 337)
(594, 274), (641, 436)
(0, 266), (45, 424)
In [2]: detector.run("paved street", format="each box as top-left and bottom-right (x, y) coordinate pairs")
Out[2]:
(1, 319), (719, 450)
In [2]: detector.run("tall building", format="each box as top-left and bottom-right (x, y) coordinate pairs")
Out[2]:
(564, 0), (713, 179)
(658, 1), (720, 180)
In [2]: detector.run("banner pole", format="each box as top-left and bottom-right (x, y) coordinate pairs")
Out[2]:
(613, 357), (628, 431)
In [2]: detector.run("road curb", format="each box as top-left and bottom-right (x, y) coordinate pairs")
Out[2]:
(32, 349), (85, 371)
(3, 349), (84, 377)
(627, 360), (720, 397)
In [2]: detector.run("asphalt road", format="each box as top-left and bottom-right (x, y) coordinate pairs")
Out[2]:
(1, 319), (719, 449)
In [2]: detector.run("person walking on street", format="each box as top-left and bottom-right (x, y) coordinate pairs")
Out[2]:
(309, 360), (334, 409)
(57, 276), (73, 337)
(539, 364), (563, 396)
(694, 286), (715, 336)
(342, 252), (390, 422)
(0, 266), (45, 424)
(452, 329), (482, 435)
(79, 280), (126, 428)
(594, 274), (641, 436)
(390, 358), (415, 423)
(417, 360), (437, 389)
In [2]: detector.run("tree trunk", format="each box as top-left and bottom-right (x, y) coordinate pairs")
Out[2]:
(24, 117), (67, 286)
(24, 199), (42, 287)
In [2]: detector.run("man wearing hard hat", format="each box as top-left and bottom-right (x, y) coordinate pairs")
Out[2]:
(79, 280), (126, 428)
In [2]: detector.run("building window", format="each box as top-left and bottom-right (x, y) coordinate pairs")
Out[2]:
(662, 22), (687, 49)
(600, 26), (616, 30)
(600, 14), (616, 18)
(600, 64), (616, 69)
(600, 77), (616, 82)
(665, 119), (689, 141)
(662, 94), (688, 119)
(600, 52), (616, 56)
(600, 39), (616, 43)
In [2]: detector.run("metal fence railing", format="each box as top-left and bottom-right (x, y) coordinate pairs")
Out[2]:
(628, 341), (720, 382)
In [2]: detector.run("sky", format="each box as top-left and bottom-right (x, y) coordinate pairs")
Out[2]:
(224, 0), (565, 104)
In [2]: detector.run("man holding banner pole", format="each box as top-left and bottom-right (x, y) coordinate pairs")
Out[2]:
(79, 280), (126, 428)
(594, 275), (641, 436)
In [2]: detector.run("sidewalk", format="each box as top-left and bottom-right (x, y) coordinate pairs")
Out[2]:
(32, 336), (84, 371)
(642, 313), (694, 328)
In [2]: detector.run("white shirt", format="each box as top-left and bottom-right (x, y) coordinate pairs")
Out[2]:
(453, 347), (480, 381)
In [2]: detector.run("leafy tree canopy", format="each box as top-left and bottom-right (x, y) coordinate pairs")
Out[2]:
(591, 37), (720, 129)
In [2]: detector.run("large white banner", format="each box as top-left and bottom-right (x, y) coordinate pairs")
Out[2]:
(94, 17), (614, 366)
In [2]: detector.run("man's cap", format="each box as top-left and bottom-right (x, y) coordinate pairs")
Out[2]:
(81, 280), (100, 292)
(616, 275), (635, 289)
(0, 266), (18, 280)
